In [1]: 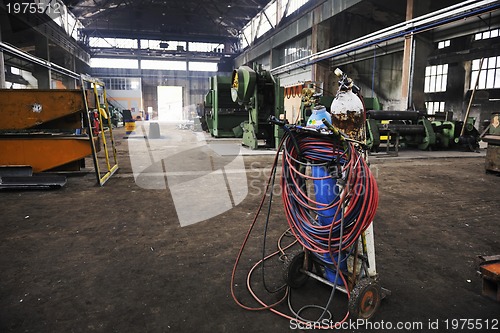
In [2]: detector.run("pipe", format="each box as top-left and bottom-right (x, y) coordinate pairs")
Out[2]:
(377, 123), (425, 135)
(271, 0), (499, 75)
(367, 110), (421, 121)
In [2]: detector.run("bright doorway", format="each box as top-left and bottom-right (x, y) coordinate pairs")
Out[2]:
(157, 86), (183, 122)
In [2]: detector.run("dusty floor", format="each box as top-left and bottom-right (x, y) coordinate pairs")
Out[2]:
(1, 124), (499, 333)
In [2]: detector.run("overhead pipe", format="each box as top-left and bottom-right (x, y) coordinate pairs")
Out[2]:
(270, 0), (500, 75)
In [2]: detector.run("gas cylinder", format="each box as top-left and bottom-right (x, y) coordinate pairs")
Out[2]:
(330, 90), (364, 140)
(306, 105), (345, 285)
(306, 105), (331, 129)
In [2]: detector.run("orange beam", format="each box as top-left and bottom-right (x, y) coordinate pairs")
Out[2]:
(0, 89), (90, 130)
(0, 136), (92, 172)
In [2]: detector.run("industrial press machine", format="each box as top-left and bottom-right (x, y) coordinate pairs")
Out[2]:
(204, 75), (247, 138)
(230, 63), (285, 149)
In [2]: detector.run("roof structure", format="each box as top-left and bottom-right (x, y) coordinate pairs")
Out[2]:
(62, 0), (273, 43)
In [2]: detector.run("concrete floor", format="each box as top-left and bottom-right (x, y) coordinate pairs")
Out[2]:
(1, 123), (499, 332)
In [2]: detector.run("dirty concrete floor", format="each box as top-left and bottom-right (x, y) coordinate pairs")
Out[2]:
(1, 124), (499, 333)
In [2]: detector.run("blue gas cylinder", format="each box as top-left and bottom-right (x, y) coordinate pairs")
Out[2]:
(307, 105), (346, 285)
(306, 105), (331, 129)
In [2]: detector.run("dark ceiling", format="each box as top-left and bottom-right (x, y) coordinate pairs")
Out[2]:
(62, 0), (273, 43)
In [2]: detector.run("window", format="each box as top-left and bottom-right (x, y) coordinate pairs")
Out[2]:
(237, 0), (296, 50)
(424, 64), (448, 93)
(89, 58), (139, 69)
(438, 40), (450, 49)
(279, 35), (312, 65)
(240, 25), (252, 49)
(282, 0), (310, 17)
(141, 60), (186, 71)
(189, 42), (222, 53)
(475, 28), (500, 41)
(425, 101), (445, 115)
(140, 40), (186, 51)
(255, 6), (274, 39)
(470, 56), (500, 89)
(188, 62), (218, 72)
(89, 37), (137, 49)
(101, 78), (141, 91)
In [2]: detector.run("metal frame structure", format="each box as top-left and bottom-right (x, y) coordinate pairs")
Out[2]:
(80, 75), (119, 186)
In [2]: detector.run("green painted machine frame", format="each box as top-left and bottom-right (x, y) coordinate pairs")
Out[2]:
(231, 63), (284, 149)
(204, 76), (247, 138)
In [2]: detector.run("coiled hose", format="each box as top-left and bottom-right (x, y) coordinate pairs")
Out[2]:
(231, 124), (379, 326)
(282, 129), (378, 267)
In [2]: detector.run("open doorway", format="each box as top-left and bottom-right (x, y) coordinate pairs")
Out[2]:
(157, 86), (183, 122)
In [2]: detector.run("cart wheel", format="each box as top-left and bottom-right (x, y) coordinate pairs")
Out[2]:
(283, 251), (312, 289)
(348, 278), (381, 320)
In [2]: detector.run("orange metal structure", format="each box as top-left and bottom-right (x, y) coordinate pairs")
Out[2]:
(0, 136), (92, 172)
(0, 89), (92, 130)
(0, 89), (93, 173)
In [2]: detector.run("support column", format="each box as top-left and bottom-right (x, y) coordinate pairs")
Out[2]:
(401, 0), (432, 110)
(185, 42), (191, 117)
(311, 17), (332, 95)
(0, 22), (5, 89)
(401, 0), (414, 109)
(34, 36), (51, 89)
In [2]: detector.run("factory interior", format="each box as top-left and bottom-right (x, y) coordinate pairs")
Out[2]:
(1, 0), (500, 332)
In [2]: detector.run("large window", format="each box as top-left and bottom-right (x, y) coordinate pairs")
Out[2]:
(424, 64), (448, 93)
(471, 56), (500, 89)
(238, 0), (310, 50)
(425, 101), (445, 115)
(189, 42), (222, 53)
(89, 58), (139, 69)
(282, 0), (310, 17)
(279, 35), (312, 66)
(475, 28), (500, 41)
(188, 62), (218, 72)
(89, 37), (137, 49)
(141, 60), (186, 71)
(140, 40), (186, 51)
(101, 78), (141, 91)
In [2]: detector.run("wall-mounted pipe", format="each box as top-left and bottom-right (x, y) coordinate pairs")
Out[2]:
(270, 0), (500, 75)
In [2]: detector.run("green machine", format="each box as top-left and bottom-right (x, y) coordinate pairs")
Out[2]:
(230, 63), (284, 149)
(204, 76), (247, 138)
(365, 110), (480, 152)
(365, 110), (436, 151)
(432, 117), (479, 150)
